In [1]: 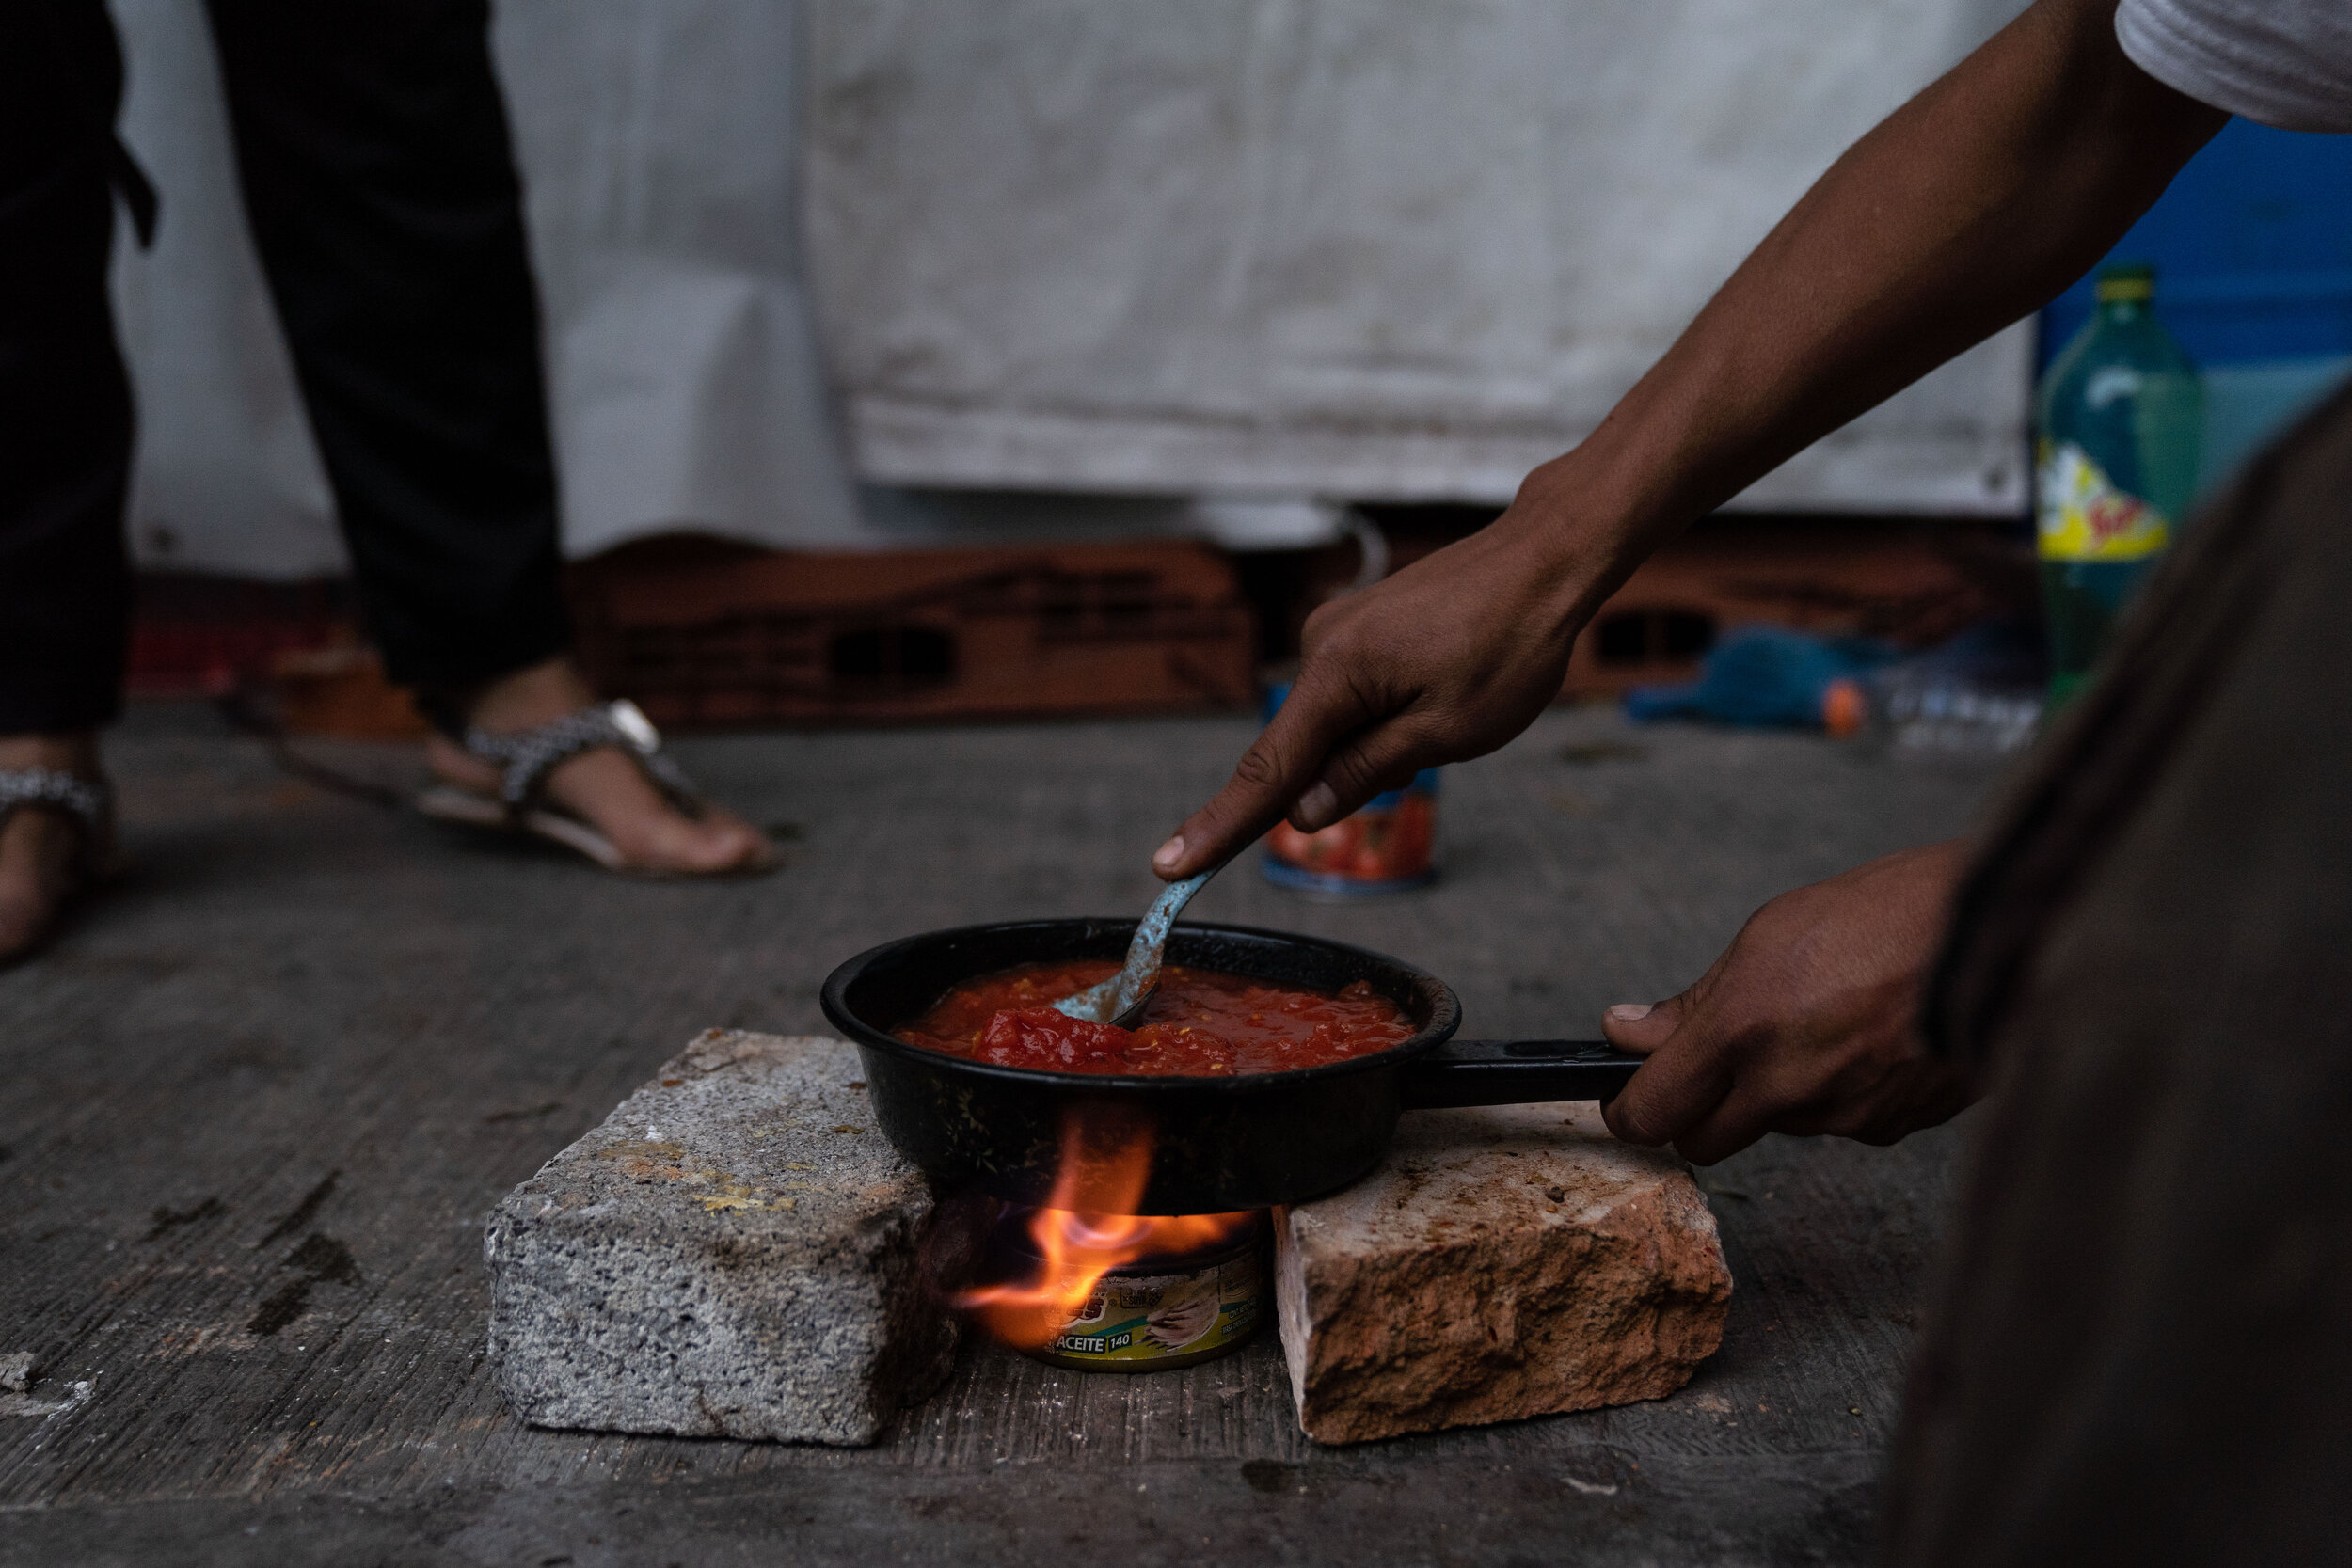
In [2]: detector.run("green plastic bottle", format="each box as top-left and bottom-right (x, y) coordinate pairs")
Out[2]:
(2035, 262), (2202, 705)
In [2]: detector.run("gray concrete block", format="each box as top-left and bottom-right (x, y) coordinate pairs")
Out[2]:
(485, 1030), (958, 1445)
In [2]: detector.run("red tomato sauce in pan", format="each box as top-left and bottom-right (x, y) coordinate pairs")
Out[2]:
(893, 959), (1416, 1077)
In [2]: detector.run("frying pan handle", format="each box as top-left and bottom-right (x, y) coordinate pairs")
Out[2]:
(1398, 1039), (1644, 1111)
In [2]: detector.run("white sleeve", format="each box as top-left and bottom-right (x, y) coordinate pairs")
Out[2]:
(2117, 0), (2352, 132)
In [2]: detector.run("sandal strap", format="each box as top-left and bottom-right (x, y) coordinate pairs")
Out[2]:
(0, 768), (111, 876)
(460, 700), (700, 814)
(0, 768), (109, 837)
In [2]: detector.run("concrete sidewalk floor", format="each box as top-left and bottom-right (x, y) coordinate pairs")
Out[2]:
(0, 700), (2004, 1566)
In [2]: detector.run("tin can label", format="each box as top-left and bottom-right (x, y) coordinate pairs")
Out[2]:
(1036, 1249), (1264, 1369)
(2036, 440), (2170, 562)
(1258, 680), (1438, 895)
(1262, 777), (1437, 893)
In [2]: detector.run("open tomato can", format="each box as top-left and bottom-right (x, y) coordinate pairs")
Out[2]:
(1260, 682), (1438, 896)
(989, 1209), (1269, 1372)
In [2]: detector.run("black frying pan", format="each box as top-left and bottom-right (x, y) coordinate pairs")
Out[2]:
(819, 918), (1645, 1214)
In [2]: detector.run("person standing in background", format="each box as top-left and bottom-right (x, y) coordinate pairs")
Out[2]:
(0, 0), (772, 964)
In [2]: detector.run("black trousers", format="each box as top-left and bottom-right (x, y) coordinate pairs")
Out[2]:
(0, 0), (569, 734)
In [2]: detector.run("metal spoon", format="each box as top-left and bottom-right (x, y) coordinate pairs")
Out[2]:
(1053, 863), (1225, 1029)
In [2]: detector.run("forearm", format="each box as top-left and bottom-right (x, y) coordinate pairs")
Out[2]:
(1155, 0), (2224, 878)
(1511, 0), (2225, 599)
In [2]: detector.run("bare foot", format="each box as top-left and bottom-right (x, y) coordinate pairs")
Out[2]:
(425, 658), (771, 876)
(0, 733), (104, 963)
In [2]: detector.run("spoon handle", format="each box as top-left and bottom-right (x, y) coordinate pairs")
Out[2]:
(1123, 867), (1214, 972)
(1053, 863), (1224, 1025)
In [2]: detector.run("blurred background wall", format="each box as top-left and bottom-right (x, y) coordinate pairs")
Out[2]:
(105, 0), (2351, 583)
(112, 0), (2039, 578)
(800, 0), (2032, 517)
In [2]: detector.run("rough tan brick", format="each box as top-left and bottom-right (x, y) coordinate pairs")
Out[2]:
(1274, 1101), (1729, 1445)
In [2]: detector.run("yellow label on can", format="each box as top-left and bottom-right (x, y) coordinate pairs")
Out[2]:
(1040, 1252), (1263, 1368)
(2036, 440), (2170, 562)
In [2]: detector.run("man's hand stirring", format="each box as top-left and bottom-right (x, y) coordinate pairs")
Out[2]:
(1152, 495), (1615, 878)
(1599, 841), (1979, 1164)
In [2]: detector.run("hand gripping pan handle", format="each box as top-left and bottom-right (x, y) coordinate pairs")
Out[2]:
(1397, 1038), (1644, 1111)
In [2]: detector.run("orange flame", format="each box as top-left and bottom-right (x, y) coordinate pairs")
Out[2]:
(956, 1109), (1253, 1350)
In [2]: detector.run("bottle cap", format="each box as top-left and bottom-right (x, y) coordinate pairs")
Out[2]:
(1821, 676), (1867, 738)
(2095, 262), (2155, 304)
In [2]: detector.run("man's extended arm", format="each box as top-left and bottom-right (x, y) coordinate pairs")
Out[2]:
(1153, 0), (2224, 879)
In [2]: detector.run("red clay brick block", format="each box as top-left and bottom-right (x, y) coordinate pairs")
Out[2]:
(1274, 1101), (1730, 1445)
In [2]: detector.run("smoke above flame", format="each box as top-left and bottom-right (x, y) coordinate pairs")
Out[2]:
(955, 1107), (1252, 1350)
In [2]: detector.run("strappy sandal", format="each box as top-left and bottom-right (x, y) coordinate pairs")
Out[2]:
(0, 768), (122, 963)
(413, 700), (775, 879)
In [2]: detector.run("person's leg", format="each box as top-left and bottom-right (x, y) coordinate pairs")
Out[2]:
(0, 1), (134, 959)
(201, 0), (761, 872)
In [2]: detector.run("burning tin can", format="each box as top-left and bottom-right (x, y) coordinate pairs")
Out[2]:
(995, 1211), (1267, 1373)
(1259, 681), (1438, 896)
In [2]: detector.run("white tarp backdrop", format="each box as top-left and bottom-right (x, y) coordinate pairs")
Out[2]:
(111, 0), (2031, 578)
(806, 0), (2034, 512)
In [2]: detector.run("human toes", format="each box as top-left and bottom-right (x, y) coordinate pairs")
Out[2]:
(647, 809), (771, 875)
(581, 769), (769, 873)
(0, 874), (51, 959)
(0, 816), (78, 961)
